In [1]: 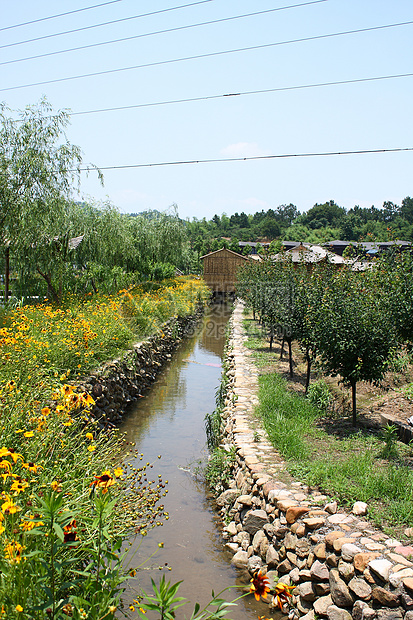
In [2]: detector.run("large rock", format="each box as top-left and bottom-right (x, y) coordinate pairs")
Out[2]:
(352, 502), (368, 516)
(376, 611), (403, 620)
(231, 549), (248, 568)
(296, 538), (311, 558)
(339, 560), (355, 582)
(352, 600), (369, 620)
(242, 509), (269, 535)
(330, 569), (354, 607)
(371, 587), (400, 608)
(314, 594), (334, 616)
(311, 560), (330, 581)
(299, 581), (317, 602)
(266, 545), (279, 568)
(349, 578), (372, 600)
(341, 543), (363, 562)
(286, 506), (310, 524)
(327, 605), (353, 620)
(369, 559), (393, 583)
(354, 553), (380, 573)
(252, 529), (267, 554)
(216, 488), (241, 507)
(247, 554), (263, 574)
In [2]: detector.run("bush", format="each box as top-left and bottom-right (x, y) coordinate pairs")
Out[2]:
(307, 379), (331, 413)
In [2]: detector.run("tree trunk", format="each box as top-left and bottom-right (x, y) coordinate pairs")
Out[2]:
(288, 338), (293, 378)
(351, 379), (357, 426)
(305, 351), (311, 394)
(36, 267), (61, 304)
(269, 326), (274, 351)
(4, 246), (10, 303)
(280, 336), (285, 360)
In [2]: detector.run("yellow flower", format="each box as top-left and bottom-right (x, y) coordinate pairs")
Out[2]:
(24, 431), (34, 438)
(86, 432), (93, 440)
(22, 461), (41, 474)
(15, 605), (23, 612)
(10, 480), (29, 495)
(5, 541), (24, 564)
(50, 481), (61, 491)
(2, 497), (21, 515)
(87, 445), (96, 452)
(114, 467), (123, 477)
(20, 520), (36, 531)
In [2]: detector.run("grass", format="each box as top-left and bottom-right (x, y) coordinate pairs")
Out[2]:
(243, 315), (413, 539)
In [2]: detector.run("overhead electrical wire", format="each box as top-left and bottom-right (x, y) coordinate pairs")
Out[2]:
(0, 0), (125, 33)
(2, 19), (412, 93)
(0, 0), (215, 50)
(75, 147), (413, 172)
(71, 72), (413, 117)
(0, 1), (328, 67)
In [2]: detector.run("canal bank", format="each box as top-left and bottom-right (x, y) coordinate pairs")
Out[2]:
(215, 300), (413, 620)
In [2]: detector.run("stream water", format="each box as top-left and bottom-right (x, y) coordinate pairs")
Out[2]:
(120, 303), (272, 619)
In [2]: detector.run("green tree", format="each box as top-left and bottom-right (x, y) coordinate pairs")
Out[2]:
(0, 99), (102, 302)
(303, 200), (346, 228)
(309, 269), (397, 425)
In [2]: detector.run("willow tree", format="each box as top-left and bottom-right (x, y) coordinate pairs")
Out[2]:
(0, 98), (102, 302)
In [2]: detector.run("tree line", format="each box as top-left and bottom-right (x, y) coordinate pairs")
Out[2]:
(237, 251), (413, 425)
(186, 198), (413, 261)
(0, 100), (190, 303)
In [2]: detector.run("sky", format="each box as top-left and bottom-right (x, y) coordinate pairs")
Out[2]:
(1, 0), (413, 221)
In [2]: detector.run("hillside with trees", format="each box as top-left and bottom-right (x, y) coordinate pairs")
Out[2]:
(186, 198), (413, 261)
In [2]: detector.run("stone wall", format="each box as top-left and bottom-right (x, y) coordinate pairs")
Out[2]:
(214, 302), (413, 620)
(76, 309), (204, 428)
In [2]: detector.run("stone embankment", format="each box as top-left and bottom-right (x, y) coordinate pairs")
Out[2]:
(216, 301), (413, 620)
(77, 310), (203, 427)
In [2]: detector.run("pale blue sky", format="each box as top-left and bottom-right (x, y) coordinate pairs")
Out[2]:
(1, 0), (412, 220)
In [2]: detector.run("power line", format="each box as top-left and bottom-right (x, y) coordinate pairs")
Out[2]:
(76, 147), (413, 172)
(2, 19), (412, 93)
(0, 0), (124, 33)
(0, 1), (327, 67)
(0, 0), (214, 50)
(71, 72), (413, 117)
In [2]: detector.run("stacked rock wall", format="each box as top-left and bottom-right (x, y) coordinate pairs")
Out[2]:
(76, 310), (203, 427)
(215, 302), (413, 620)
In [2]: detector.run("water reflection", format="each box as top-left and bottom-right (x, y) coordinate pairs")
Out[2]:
(120, 303), (275, 619)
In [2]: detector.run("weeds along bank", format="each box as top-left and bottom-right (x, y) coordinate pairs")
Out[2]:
(207, 301), (413, 620)
(0, 277), (209, 618)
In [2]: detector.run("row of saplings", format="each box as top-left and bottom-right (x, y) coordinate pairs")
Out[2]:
(236, 251), (413, 425)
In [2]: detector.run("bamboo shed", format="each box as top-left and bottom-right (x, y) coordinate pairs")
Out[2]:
(200, 248), (248, 295)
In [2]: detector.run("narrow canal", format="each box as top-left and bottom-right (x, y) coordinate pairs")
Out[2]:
(120, 303), (270, 619)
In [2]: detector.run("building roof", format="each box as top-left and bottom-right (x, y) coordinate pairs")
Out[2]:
(200, 247), (248, 260)
(274, 243), (346, 264)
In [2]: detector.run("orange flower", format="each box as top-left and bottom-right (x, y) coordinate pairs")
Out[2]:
(63, 519), (79, 544)
(250, 570), (271, 601)
(90, 471), (115, 494)
(273, 582), (295, 609)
